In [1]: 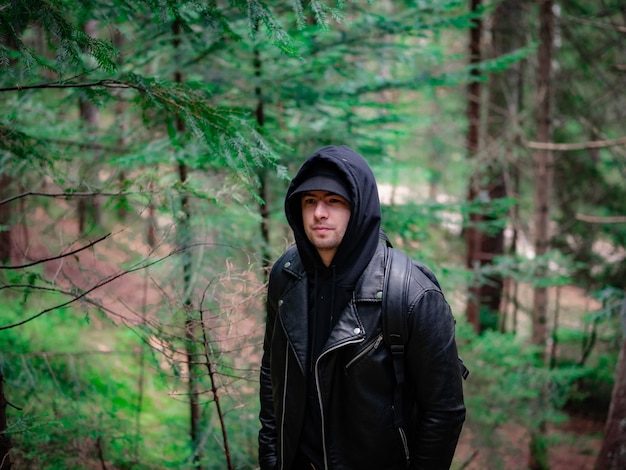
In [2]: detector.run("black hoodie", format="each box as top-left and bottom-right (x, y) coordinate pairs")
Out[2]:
(285, 145), (383, 358)
(284, 145), (382, 464)
(285, 145), (382, 291)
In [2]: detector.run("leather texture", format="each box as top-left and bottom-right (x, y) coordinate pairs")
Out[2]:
(259, 243), (466, 470)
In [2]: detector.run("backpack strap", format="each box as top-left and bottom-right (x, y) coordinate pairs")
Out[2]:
(382, 244), (470, 431)
(382, 245), (413, 429)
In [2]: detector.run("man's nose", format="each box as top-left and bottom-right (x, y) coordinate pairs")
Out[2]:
(314, 201), (328, 218)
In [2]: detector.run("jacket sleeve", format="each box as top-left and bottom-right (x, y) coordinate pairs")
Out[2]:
(258, 271), (280, 470)
(406, 288), (466, 470)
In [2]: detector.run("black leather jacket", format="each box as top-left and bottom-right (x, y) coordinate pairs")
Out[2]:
(258, 242), (466, 470)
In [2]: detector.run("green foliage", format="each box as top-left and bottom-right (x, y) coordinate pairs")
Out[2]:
(382, 200), (466, 266)
(0, 0), (290, 195)
(0, 292), (261, 469)
(485, 250), (581, 289)
(462, 197), (516, 236)
(0, 0), (118, 81)
(458, 324), (592, 464)
(547, 0), (626, 289)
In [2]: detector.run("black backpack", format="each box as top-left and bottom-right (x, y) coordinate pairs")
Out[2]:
(382, 245), (469, 429)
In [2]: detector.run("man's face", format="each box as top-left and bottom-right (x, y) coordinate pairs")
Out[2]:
(301, 190), (351, 266)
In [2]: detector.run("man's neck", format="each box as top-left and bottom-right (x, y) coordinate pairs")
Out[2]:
(318, 250), (335, 267)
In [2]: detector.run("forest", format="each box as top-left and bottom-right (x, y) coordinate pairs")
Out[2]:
(0, 0), (625, 469)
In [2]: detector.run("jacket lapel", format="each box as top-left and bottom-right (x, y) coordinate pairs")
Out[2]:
(323, 243), (387, 353)
(278, 242), (387, 369)
(277, 252), (309, 373)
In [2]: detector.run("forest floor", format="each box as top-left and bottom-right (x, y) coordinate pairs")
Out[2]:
(454, 281), (608, 469)
(455, 408), (604, 469)
(9, 206), (608, 470)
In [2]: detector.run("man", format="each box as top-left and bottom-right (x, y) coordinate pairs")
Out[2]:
(258, 145), (466, 469)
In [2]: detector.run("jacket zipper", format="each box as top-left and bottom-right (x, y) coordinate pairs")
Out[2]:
(344, 333), (383, 370)
(342, 333), (410, 465)
(398, 427), (410, 465)
(315, 336), (364, 470)
(279, 343), (290, 470)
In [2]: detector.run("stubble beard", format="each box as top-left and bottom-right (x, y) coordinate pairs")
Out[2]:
(306, 229), (342, 255)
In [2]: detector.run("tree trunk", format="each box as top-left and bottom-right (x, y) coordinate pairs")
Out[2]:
(112, 27), (130, 222)
(464, 0), (483, 333)
(253, 30), (271, 282)
(0, 28), (21, 264)
(529, 1), (554, 468)
(0, 174), (11, 264)
(482, 0), (528, 332)
(0, 371), (12, 470)
(532, 0), (554, 355)
(505, 0), (527, 333)
(172, 18), (202, 470)
(78, 19), (101, 235)
(594, 296), (626, 470)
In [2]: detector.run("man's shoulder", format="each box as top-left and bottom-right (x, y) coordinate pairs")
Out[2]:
(270, 245), (299, 272)
(388, 247), (442, 292)
(268, 246), (303, 303)
(269, 246), (303, 284)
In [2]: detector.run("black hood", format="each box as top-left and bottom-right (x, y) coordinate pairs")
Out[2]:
(285, 145), (382, 288)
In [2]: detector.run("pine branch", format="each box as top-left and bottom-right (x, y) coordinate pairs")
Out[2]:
(0, 73), (278, 181)
(0, 0), (118, 77)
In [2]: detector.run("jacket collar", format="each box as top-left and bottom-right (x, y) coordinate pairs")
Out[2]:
(278, 243), (387, 372)
(281, 242), (386, 301)
(353, 242), (386, 302)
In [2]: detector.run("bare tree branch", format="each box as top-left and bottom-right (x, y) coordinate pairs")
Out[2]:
(576, 214), (626, 223)
(0, 242), (246, 330)
(527, 136), (626, 151)
(0, 190), (150, 206)
(0, 233), (111, 269)
(577, 117), (626, 158)
(0, 246), (185, 330)
(1, 350), (140, 358)
(564, 14), (626, 34)
(0, 79), (130, 93)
